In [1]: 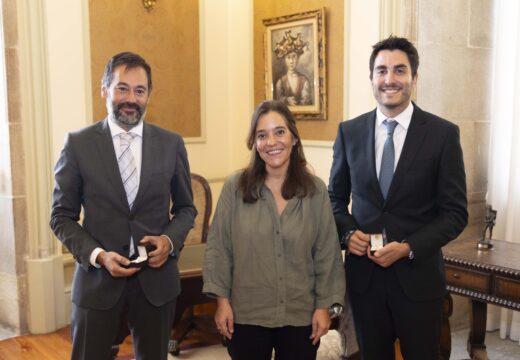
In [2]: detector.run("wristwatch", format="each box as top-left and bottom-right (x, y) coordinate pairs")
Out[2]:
(401, 239), (414, 260)
(329, 303), (343, 319)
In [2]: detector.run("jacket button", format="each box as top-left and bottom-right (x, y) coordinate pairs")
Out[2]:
(123, 245), (129, 251)
(129, 214), (134, 220)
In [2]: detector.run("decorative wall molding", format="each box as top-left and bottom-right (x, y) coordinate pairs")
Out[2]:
(302, 139), (334, 149)
(16, 0), (68, 333)
(0, 2), (7, 126)
(17, 0), (55, 259)
(379, 0), (418, 101)
(380, 0), (401, 38)
(379, 0), (418, 40)
(403, 0), (418, 42)
(81, 0), (94, 131)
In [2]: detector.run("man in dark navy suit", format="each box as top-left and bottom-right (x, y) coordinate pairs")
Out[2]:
(328, 36), (467, 359)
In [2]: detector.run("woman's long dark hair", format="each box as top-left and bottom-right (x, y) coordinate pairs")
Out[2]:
(238, 100), (316, 203)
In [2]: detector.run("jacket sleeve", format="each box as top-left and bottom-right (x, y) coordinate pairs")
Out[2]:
(328, 124), (358, 243)
(163, 136), (197, 256)
(50, 134), (100, 271)
(406, 124), (468, 261)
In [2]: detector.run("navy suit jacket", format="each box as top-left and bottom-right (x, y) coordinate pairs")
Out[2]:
(328, 104), (468, 301)
(50, 119), (196, 309)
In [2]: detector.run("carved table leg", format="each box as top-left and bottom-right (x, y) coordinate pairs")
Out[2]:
(467, 299), (488, 360)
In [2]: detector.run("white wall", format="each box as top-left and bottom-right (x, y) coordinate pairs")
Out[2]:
(304, 0), (380, 183)
(186, 0), (252, 183)
(45, 1), (92, 163)
(345, 0), (379, 120)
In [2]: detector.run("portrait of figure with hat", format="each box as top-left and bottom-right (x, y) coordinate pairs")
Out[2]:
(272, 29), (314, 106)
(263, 9), (325, 119)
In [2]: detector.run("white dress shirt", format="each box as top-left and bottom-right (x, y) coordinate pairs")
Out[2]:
(108, 119), (144, 183)
(375, 102), (414, 178)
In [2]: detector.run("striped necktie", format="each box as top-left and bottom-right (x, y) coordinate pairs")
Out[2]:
(379, 119), (398, 199)
(118, 132), (138, 209)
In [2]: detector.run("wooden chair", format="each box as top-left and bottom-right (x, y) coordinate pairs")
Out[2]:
(110, 173), (213, 358)
(168, 173), (214, 355)
(182, 173), (212, 247)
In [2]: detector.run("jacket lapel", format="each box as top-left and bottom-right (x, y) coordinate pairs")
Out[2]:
(95, 119), (129, 208)
(364, 111), (384, 202)
(387, 104), (429, 200)
(131, 122), (156, 211)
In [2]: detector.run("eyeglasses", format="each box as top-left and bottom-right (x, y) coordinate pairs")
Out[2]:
(114, 85), (148, 98)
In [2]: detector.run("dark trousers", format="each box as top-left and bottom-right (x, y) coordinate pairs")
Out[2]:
(349, 265), (443, 360)
(226, 323), (319, 360)
(70, 275), (176, 360)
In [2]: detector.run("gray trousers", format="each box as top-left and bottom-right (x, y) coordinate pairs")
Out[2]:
(70, 275), (176, 360)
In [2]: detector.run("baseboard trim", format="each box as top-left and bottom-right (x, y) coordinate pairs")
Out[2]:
(26, 255), (68, 334)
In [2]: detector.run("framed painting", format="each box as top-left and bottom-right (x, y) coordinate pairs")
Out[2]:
(263, 8), (326, 120)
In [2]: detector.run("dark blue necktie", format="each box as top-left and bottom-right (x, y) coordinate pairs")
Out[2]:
(379, 119), (398, 199)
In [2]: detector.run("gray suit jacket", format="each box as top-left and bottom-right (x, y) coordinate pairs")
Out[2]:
(50, 119), (196, 309)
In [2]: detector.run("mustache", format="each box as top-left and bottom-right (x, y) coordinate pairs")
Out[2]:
(381, 83), (401, 89)
(116, 102), (142, 113)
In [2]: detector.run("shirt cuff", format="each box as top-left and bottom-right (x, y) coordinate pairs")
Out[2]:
(341, 230), (356, 252)
(161, 234), (175, 256)
(90, 247), (104, 268)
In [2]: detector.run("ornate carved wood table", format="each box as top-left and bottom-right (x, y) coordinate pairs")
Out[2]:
(442, 238), (520, 359)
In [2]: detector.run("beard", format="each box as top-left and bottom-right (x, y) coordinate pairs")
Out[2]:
(373, 84), (411, 110)
(110, 101), (145, 128)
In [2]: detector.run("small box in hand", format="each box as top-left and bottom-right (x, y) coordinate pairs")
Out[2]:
(370, 234), (384, 255)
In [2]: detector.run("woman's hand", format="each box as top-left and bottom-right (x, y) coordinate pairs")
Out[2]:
(215, 297), (234, 340)
(310, 308), (330, 345)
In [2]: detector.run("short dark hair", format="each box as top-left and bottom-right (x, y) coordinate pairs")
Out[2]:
(369, 36), (419, 79)
(101, 52), (153, 92)
(238, 100), (316, 203)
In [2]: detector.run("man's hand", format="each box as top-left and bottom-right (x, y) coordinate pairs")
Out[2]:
(347, 230), (370, 256)
(96, 251), (140, 277)
(310, 308), (330, 345)
(215, 297), (234, 340)
(368, 241), (411, 267)
(139, 235), (171, 268)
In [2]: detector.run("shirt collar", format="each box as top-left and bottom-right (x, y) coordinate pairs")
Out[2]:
(108, 117), (144, 138)
(376, 102), (414, 130)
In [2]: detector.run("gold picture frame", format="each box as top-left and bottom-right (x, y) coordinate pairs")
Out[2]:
(263, 8), (326, 120)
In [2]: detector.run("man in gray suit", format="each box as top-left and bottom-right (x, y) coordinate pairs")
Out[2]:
(50, 52), (196, 360)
